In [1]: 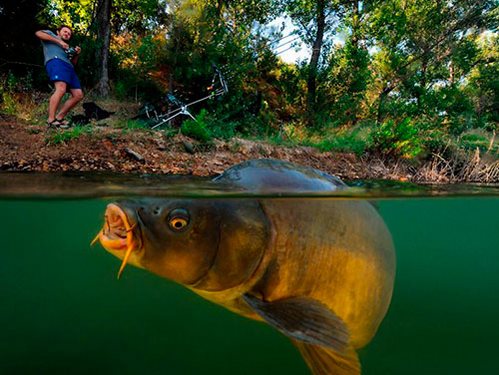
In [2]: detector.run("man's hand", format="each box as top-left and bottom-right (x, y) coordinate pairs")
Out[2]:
(71, 46), (82, 65)
(59, 40), (69, 50)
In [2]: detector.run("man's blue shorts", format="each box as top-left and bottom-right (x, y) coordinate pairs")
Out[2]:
(45, 58), (81, 90)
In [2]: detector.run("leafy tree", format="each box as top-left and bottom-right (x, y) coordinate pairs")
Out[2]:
(368, 0), (496, 123)
(325, 37), (371, 126)
(466, 33), (498, 126)
(322, 0), (371, 126)
(282, 0), (342, 124)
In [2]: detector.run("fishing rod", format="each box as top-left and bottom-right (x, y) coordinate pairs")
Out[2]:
(150, 64), (229, 130)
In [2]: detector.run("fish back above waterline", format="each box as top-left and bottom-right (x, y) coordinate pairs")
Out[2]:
(213, 159), (346, 192)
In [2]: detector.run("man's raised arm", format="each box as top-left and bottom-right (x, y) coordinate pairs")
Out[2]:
(35, 30), (69, 50)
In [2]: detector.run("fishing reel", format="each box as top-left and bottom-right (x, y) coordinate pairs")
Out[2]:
(65, 47), (77, 59)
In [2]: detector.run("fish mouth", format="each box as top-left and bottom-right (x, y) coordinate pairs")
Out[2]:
(91, 203), (142, 278)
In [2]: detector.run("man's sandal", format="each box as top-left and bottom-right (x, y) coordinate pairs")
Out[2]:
(47, 119), (69, 129)
(56, 118), (70, 126)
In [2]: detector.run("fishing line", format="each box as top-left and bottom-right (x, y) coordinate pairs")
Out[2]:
(269, 32), (297, 46)
(275, 44), (300, 56)
(274, 36), (301, 50)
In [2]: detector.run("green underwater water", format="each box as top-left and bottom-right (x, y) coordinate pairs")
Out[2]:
(0, 190), (498, 374)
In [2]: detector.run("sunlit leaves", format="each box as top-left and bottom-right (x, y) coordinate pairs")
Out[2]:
(43, 0), (168, 34)
(42, 0), (94, 32)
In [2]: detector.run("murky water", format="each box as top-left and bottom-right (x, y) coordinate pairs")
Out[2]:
(0, 173), (498, 374)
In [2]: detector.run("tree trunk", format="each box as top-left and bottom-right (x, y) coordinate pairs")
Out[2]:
(95, 0), (112, 97)
(350, 0), (360, 126)
(306, 0), (326, 126)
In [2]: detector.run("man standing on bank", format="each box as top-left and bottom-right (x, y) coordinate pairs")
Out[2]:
(35, 25), (84, 128)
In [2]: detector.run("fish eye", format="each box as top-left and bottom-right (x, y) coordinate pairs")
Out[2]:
(168, 208), (190, 232)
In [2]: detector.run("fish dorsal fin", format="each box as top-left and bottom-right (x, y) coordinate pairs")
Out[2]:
(243, 294), (350, 352)
(293, 340), (361, 375)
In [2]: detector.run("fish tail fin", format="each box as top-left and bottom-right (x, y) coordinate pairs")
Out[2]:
(293, 340), (361, 375)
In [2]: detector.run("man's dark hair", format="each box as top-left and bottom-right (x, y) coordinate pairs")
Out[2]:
(57, 25), (73, 33)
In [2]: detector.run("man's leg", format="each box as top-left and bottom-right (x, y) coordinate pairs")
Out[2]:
(48, 81), (68, 123)
(56, 88), (84, 120)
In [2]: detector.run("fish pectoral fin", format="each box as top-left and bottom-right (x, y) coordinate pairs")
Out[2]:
(293, 340), (360, 375)
(243, 294), (350, 352)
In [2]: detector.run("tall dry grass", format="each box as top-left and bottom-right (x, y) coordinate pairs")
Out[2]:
(414, 146), (499, 183)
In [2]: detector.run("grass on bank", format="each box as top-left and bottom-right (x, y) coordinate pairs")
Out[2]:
(45, 124), (94, 145)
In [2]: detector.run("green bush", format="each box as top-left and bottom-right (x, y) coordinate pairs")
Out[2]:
(180, 109), (243, 141)
(114, 80), (129, 100)
(459, 132), (497, 153)
(0, 73), (19, 115)
(419, 128), (451, 155)
(369, 118), (423, 159)
(181, 109), (212, 142)
(316, 133), (368, 155)
(208, 118), (238, 139)
(0, 91), (17, 115)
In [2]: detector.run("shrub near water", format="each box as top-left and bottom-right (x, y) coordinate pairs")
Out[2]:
(181, 109), (212, 142)
(180, 109), (240, 142)
(314, 126), (370, 156)
(369, 118), (423, 159)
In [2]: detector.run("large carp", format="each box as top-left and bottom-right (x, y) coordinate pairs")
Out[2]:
(93, 159), (396, 374)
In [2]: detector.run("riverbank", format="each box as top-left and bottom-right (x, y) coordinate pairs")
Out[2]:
(0, 115), (497, 183)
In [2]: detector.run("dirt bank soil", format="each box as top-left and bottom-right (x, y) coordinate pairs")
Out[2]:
(1, 117), (497, 183)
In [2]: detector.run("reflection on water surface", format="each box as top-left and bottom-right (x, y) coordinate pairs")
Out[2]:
(0, 171), (498, 198)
